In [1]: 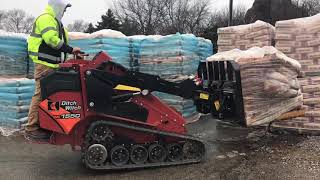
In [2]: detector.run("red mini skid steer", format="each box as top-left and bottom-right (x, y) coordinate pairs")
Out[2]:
(28, 52), (245, 170)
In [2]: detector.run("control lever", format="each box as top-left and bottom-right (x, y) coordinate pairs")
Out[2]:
(73, 51), (89, 60)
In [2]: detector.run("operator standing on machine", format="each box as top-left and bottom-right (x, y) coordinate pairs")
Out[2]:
(25, 0), (82, 141)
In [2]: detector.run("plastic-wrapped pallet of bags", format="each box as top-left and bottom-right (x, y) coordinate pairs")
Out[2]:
(207, 46), (303, 126)
(197, 37), (214, 59)
(130, 33), (207, 77)
(273, 14), (320, 132)
(0, 78), (35, 136)
(130, 33), (213, 123)
(153, 92), (201, 123)
(217, 21), (275, 52)
(275, 14), (320, 76)
(0, 30), (29, 77)
(69, 30), (131, 67)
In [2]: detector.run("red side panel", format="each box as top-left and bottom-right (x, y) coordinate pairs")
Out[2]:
(39, 108), (64, 134)
(39, 92), (83, 134)
(132, 95), (187, 135)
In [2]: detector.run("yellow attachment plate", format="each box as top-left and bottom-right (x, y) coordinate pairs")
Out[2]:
(114, 85), (141, 92)
(200, 93), (209, 100)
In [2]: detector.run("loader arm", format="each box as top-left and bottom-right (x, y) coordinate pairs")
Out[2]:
(84, 60), (245, 125)
(87, 61), (198, 99)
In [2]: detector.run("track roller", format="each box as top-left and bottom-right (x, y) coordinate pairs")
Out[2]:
(130, 145), (148, 164)
(148, 144), (167, 163)
(167, 143), (183, 162)
(90, 123), (113, 142)
(110, 145), (130, 166)
(85, 144), (108, 166)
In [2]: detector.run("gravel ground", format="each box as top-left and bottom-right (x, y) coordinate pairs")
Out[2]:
(1, 117), (320, 180)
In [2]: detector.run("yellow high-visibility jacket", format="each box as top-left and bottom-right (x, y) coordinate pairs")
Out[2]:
(28, 5), (71, 68)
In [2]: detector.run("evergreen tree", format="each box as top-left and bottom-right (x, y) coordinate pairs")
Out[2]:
(120, 17), (139, 36)
(95, 9), (121, 31)
(85, 23), (96, 33)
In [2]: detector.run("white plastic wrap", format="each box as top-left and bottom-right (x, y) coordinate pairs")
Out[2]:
(0, 30), (28, 39)
(68, 29), (126, 40)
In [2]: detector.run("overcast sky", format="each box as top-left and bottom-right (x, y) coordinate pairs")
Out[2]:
(0, 0), (254, 25)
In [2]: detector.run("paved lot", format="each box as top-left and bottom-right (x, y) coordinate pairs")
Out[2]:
(0, 117), (319, 180)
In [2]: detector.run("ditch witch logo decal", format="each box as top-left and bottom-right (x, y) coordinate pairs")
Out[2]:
(47, 100), (81, 111)
(48, 100), (60, 111)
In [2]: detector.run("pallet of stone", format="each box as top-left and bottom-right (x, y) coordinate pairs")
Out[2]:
(217, 21), (275, 52)
(207, 46), (302, 126)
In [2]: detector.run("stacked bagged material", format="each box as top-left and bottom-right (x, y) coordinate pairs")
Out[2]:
(131, 33), (213, 122)
(69, 30), (131, 67)
(275, 14), (320, 76)
(198, 37), (214, 60)
(217, 21), (275, 52)
(207, 46), (303, 126)
(0, 30), (30, 76)
(273, 14), (320, 130)
(131, 34), (208, 77)
(0, 78), (35, 129)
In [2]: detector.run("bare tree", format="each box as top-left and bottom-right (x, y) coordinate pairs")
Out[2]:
(67, 20), (89, 32)
(162, 0), (190, 34)
(4, 9), (34, 33)
(0, 10), (7, 29)
(201, 5), (248, 52)
(112, 0), (210, 35)
(162, 0), (210, 34)
(113, 0), (169, 35)
(233, 5), (247, 25)
(186, 0), (210, 34)
(293, 0), (320, 16)
(209, 5), (247, 28)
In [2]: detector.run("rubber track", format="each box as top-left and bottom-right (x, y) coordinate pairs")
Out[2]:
(83, 121), (206, 170)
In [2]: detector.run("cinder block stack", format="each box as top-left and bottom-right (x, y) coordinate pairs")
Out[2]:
(217, 21), (275, 52)
(273, 14), (320, 130)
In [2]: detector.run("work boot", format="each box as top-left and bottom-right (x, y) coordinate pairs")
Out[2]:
(25, 129), (52, 141)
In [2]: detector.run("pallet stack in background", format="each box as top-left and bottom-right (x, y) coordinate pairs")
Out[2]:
(0, 31), (34, 131)
(0, 78), (34, 129)
(69, 31), (214, 123)
(217, 21), (275, 52)
(69, 30), (132, 68)
(131, 34), (213, 122)
(273, 14), (320, 131)
(0, 30), (30, 76)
